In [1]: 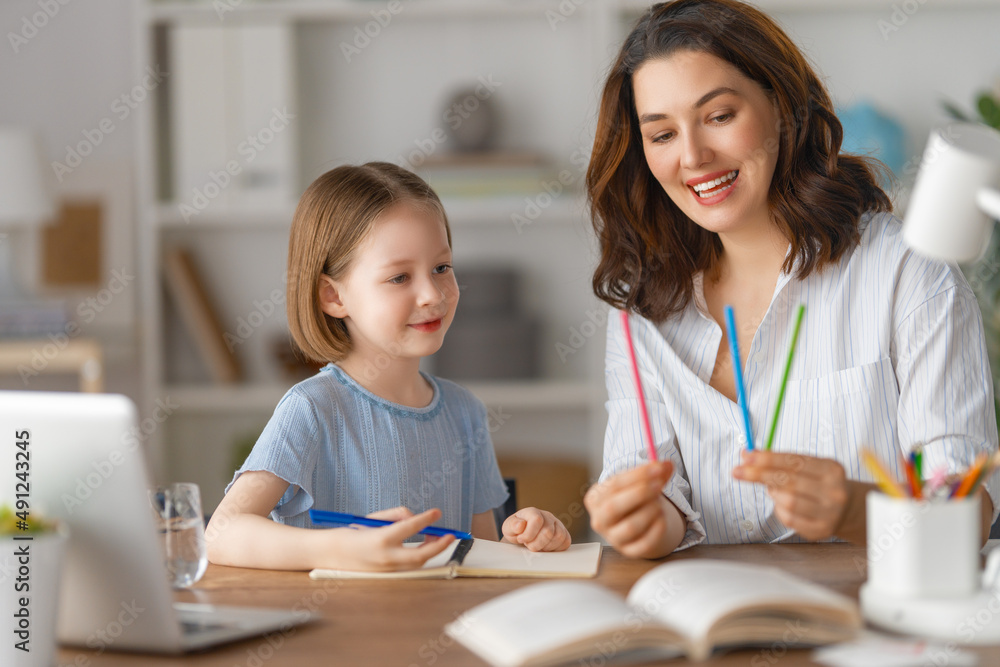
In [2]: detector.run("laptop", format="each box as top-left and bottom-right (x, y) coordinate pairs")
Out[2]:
(0, 391), (319, 653)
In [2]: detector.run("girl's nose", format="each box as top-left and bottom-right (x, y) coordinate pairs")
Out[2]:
(416, 275), (446, 306)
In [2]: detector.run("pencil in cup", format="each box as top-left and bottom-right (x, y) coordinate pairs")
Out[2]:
(859, 449), (908, 499)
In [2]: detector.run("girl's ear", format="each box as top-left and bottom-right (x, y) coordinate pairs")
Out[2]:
(317, 275), (348, 319)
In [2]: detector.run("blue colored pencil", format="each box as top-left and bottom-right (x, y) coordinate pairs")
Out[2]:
(724, 305), (754, 451)
(308, 510), (473, 540)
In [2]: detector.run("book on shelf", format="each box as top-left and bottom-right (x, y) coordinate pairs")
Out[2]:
(310, 539), (601, 580)
(416, 152), (565, 198)
(162, 246), (242, 384)
(445, 559), (862, 665)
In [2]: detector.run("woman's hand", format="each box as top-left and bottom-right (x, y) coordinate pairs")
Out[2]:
(501, 508), (572, 552)
(732, 451), (850, 541)
(584, 461), (683, 559)
(324, 506), (455, 572)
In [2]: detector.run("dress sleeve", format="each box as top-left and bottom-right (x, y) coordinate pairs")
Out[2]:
(602, 308), (706, 550)
(893, 278), (1000, 525)
(225, 389), (323, 521)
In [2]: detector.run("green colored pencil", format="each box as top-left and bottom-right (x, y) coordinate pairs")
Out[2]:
(764, 304), (806, 451)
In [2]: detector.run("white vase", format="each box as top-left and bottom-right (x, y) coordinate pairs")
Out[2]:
(0, 529), (68, 667)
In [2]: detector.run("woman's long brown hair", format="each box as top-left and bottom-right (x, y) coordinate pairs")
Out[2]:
(588, 0), (891, 321)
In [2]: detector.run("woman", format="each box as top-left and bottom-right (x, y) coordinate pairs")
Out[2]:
(583, 0), (997, 558)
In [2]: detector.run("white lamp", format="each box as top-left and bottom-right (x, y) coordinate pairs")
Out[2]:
(0, 127), (55, 300)
(902, 122), (1000, 264)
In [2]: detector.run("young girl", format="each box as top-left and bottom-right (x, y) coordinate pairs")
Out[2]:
(206, 162), (571, 572)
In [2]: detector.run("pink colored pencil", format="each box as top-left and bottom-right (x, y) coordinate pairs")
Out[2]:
(620, 310), (658, 462)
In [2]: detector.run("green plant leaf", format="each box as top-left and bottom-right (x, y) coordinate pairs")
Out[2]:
(977, 92), (1000, 131)
(942, 98), (972, 122)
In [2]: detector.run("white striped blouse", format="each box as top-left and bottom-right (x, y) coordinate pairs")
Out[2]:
(600, 212), (1000, 549)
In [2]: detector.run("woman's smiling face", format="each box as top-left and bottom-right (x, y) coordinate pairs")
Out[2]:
(633, 49), (782, 236)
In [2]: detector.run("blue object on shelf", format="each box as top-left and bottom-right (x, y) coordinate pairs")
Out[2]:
(838, 101), (906, 182)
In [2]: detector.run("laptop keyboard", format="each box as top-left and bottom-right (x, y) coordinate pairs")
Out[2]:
(180, 619), (235, 635)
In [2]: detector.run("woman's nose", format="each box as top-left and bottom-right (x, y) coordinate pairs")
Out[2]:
(680, 129), (712, 170)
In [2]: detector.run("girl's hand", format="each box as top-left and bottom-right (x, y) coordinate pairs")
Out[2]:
(584, 461), (679, 558)
(325, 506), (455, 572)
(732, 451), (849, 541)
(501, 508), (571, 552)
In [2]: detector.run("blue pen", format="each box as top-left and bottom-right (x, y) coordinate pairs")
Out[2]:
(723, 305), (755, 451)
(308, 509), (473, 540)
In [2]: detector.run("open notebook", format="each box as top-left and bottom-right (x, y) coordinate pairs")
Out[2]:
(310, 540), (602, 579)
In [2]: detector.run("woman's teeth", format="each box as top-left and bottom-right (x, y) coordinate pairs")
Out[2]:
(693, 170), (737, 197)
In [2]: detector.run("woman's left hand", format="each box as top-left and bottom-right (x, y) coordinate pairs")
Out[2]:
(732, 450), (849, 541)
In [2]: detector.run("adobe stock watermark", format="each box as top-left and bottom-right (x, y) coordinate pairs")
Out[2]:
(17, 267), (134, 386)
(7, 0), (73, 54)
(339, 0), (414, 63)
(396, 75), (502, 171)
(59, 395), (179, 515)
(231, 581), (340, 667)
(556, 307), (607, 363)
(877, 0), (930, 41)
(545, 0), (588, 31)
(748, 620), (809, 667)
(177, 106), (295, 223)
(575, 576), (682, 667)
(511, 146), (589, 234)
(51, 66), (167, 182)
(411, 407), (512, 507)
(224, 282), (287, 353)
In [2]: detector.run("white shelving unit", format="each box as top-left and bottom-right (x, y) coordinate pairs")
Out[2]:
(135, 0), (621, 510)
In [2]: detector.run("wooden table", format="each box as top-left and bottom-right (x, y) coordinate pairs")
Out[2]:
(57, 543), (1000, 666)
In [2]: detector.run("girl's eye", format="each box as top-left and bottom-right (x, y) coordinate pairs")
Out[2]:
(434, 264), (452, 275)
(388, 274), (408, 285)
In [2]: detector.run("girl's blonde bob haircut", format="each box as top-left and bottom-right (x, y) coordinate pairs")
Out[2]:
(287, 162), (450, 364)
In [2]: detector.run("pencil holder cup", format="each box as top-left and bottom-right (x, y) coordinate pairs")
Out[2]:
(866, 492), (980, 599)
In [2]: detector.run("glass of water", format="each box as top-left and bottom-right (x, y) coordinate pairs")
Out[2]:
(150, 482), (208, 588)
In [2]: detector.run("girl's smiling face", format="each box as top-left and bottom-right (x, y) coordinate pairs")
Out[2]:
(633, 49), (782, 236)
(319, 201), (459, 365)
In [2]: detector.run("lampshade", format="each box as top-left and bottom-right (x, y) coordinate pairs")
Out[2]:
(0, 127), (55, 227)
(902, 123), (1000, 264)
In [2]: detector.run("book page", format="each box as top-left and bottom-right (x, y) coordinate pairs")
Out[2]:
(447, 581), (684, 667)
(457, 541), (602, 578)
(625, 560), (859, 652)
(309, 541), (601, 579)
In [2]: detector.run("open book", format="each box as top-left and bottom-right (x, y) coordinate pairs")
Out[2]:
(310, 540), (601, 580)
(445, 559), (861, 664)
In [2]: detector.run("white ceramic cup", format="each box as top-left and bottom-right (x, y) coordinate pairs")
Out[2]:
(902, 122), (1000, 264)
(149, 483), (208, 589)
(866, 492), (980, 599)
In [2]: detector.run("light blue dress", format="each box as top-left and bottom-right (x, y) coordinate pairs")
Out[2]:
(227, 364), (509, 532)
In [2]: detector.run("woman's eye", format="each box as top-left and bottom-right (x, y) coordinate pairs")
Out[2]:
(711, 112), (733, 124)
(652, 131), (674, 144)
(434, 264), (452, 275)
